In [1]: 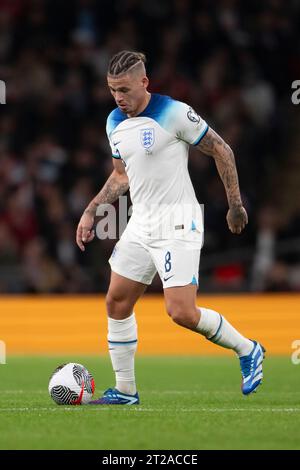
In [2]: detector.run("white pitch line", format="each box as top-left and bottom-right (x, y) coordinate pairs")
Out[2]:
(0, 407), (110, 412)
(0, 391), (46, 394)
(133, 408), (300, 413)
(0, 407), (299, 413)
(1, 390), (300, 395)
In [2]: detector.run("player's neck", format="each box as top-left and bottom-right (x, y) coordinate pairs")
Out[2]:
(127, 92), (151, 118)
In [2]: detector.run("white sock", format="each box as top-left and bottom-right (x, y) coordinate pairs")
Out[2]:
(196, 307), (253, 357)
(107, 312), (137, 395)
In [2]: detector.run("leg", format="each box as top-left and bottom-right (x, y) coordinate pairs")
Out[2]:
(151, 242), (253, 355)
(106, 271), (147, 396)
(106, 270), (147, 320)
(90, 233), (157, 404)
(164, 284), (253, 355)
(164, 284), (199, 330)
(164, 284), (265, 395)
(151, 240), (264, 395)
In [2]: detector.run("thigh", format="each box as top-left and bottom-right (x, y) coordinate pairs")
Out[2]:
(149, 240), (201, 289)
(164, 283), (198, 314)
(109, 233), (157, 286)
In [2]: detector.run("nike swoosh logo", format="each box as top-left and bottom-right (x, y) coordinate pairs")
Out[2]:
(163, 275), (174, 282)
(113, 141), (121, 146)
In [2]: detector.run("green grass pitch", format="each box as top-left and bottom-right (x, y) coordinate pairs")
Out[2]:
(0, 356), (299, 450)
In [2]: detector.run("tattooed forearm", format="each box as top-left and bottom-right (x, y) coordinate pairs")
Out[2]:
(197, 128), (242, 208)
(213, 146), (242, 208)
(85, 171), (129, 216)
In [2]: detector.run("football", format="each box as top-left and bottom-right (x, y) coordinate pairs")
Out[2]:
(48, 363), (95, 405)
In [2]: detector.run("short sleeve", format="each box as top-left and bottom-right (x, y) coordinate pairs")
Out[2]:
(107, 135), (121, 159)
(106, 111), (123, 159)
(172, 101), (209, 145)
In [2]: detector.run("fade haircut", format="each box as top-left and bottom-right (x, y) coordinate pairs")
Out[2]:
(108, 50), (146, 77)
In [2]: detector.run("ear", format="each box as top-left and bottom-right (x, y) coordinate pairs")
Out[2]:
(141, 76), (149, 89)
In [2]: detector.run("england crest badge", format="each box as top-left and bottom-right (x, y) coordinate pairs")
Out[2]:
(140, 128), (155, 154)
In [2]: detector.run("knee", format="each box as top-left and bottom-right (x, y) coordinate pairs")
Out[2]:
(106, 291), (132, 319)
(105, 292), (117, 314)
(166, 303), (198, 329)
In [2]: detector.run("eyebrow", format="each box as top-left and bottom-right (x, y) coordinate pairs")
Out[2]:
(109, 86), (130, 92)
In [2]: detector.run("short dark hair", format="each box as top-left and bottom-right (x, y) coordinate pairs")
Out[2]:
(108, 50), (146, 76)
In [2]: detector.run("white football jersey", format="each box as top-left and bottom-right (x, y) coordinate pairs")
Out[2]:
(106, 94), (209, 245)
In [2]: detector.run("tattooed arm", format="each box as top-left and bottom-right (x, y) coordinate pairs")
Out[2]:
(76, 159), (129, 251)
(196, 127), (248, 234)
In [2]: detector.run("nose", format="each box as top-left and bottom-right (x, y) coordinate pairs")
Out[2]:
(115, 92), (124, 104)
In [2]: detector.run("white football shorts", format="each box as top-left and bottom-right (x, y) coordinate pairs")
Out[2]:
(109, 227), (201, 289)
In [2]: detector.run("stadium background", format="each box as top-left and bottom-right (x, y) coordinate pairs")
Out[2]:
(1, 0), (300, 296)
(0, 0), (299, 356)
(0, 0), (300, 452)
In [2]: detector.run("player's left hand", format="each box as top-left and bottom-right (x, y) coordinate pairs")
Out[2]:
(226, 206), (248, 234)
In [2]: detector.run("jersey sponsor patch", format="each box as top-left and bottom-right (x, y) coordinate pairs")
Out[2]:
(187, 107), (200, 124)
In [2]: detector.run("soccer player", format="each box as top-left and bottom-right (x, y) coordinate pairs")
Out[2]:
(76, 50), (265, 405)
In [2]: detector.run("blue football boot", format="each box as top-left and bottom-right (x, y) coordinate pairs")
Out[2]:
(89, 388), (140, 405)
(239, 340), (266, 395)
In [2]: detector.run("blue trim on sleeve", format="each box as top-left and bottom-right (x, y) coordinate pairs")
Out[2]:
(106, 107), (128, 138)
(192, 124), (209, 146)
(112, 154), (121, 159)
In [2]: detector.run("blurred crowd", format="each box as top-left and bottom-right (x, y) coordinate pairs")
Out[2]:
(0, 0), (300, 293)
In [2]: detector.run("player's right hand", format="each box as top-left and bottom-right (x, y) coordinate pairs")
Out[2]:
(76, 210), (95, 251)
(226, 205), (248, 234)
